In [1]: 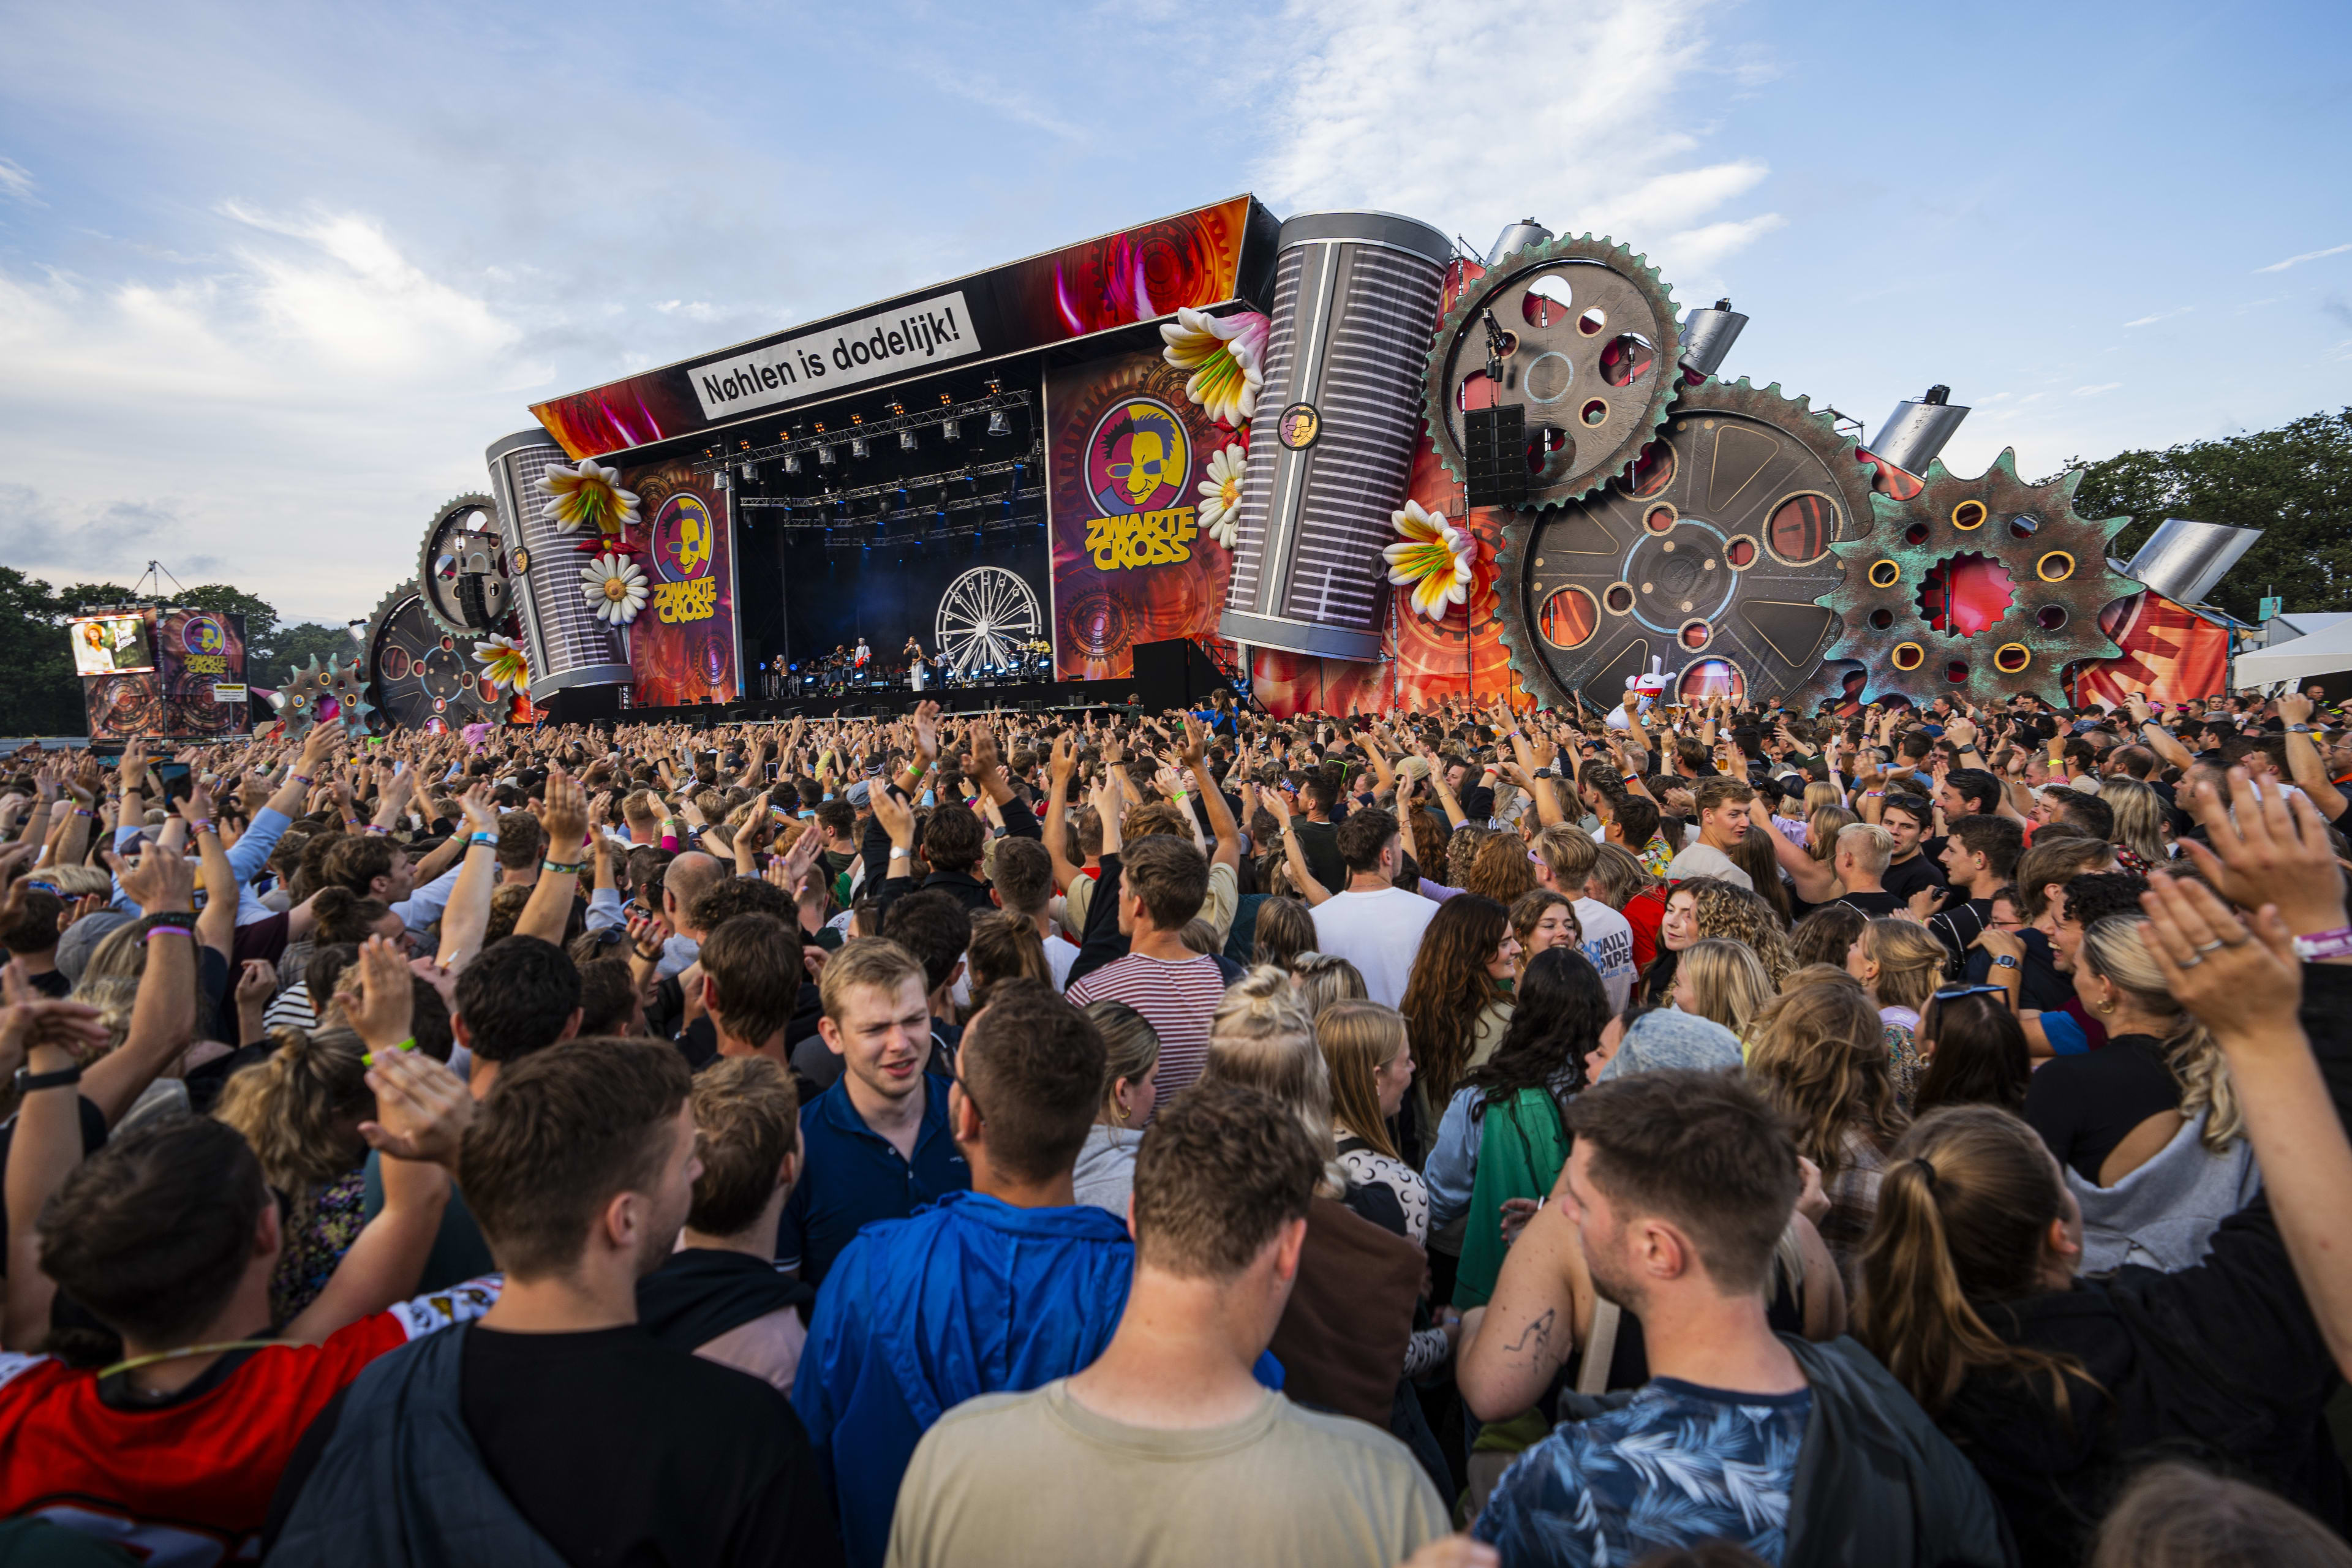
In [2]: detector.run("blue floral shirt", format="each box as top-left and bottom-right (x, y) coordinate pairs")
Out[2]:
(1476, 1378), (1811, 1567)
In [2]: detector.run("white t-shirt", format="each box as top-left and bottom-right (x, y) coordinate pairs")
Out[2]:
(1309, 886), (1438, 1009)
(1043, 933), (1079, 990)
(1664, 840), (1754, 891)
(1572, 897), (1638, 1013)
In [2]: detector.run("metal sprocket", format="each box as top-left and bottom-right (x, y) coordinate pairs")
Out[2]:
(275, 647), (375, 739)
(362, 582), (503, 731)
(1815, 450), (2138, 710)
(417, 492), (509, 638)
(1423, 233), (1681, 510)
(1496, 378), (1876, 709)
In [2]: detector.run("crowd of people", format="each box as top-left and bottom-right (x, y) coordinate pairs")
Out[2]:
(2, 681), (2351, 1566)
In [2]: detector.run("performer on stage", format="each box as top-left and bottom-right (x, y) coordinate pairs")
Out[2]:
(854, 636), (870, 669)
(905, 636), (929, 692)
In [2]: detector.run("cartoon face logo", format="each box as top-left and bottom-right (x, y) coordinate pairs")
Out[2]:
(1277, 402), (1321, 450)
(1085, 398), (1191, 515)
(183, 615), (225, 655)
(650, 493), (715, 583)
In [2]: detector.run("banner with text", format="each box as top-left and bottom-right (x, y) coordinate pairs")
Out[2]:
(687, 292), (978, 420)
(1046, 350), (1237, 681)
(617, 464), (741, 707)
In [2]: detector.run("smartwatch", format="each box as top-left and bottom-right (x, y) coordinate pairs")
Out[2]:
(1991, 954), (2020, 970)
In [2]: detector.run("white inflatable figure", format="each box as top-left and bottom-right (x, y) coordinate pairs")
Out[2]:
(1604, 658), (1672, 729)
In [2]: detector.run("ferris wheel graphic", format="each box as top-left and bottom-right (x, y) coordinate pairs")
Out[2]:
(935, 567), (1043, 675)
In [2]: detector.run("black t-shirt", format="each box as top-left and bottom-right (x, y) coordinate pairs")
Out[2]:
(1882, 851), (1947, 904)
(271, 1324), (843, 1567)
(1289, 820), (1345, 894)
(1963, 925), (2073, 1012)
(1834, 889), (1906, 918)
(2022, 1033), (2179, 1183)
(19, 968), (71, 998)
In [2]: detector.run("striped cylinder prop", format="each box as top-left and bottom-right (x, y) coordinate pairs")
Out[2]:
(1219, 211), (1450, 662)
(486, 429), (632, 699)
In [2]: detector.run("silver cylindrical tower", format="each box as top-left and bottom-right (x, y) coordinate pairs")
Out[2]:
(1484, 219), (1553, 268)
(486, 429), (631, 699)
(2124, 519), (2264, 606)
(1679, 298), (1748, 377)
(1218, 211), (1450, 662)
(1867, 385), (1970, 474)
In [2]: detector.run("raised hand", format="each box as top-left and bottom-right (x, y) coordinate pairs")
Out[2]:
(358, 1047), (474, 1166)
(2177, 769), (2348, 939)
(332, 934), (416, 1053)
(106, 845), (194, 915)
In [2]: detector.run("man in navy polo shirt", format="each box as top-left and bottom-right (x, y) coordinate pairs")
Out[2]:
(777, 937), (969, 1289)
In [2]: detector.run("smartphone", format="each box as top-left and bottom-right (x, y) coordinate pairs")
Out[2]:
(156, 761), (194, 810)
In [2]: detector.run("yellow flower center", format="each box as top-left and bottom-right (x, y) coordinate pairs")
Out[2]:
(604, 576), (628, 601)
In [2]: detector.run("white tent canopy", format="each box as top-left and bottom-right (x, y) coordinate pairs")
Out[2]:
(2235, 616), (2352, 689)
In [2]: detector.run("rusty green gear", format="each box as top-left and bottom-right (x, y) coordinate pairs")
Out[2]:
(274, 647), (375, 740)
(1814, 450), (2138, 709)
(1423, 233), (1680, 509)
(1496, 378), (1876, 709)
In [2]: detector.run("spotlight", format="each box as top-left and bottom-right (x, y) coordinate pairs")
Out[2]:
(714, 469), (731, 491)
(816, 444), (836, 468)
(899, 429), (919, 453)
(986, 408), (1011, 437)
(783, 452), (802, 475)
(849, 436), (870, 461)
(942, 418), (961, 442)
(739, 461), (759, 481)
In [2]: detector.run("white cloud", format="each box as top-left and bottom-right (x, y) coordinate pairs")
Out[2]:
(2122, 306), (2190, 327)
(0, 208), (543, 609)
(0, 156), (38, 206)
(1250, 0), (1778, 293)
(2255, 242), (2352, 274)
(2073, 382), (2121, 396)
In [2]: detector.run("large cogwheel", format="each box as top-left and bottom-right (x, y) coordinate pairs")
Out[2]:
(1423, 233), (1681, 510)
(362, 584), (504, 732)
(1497, 379), (1875, 710)
(1815, 450), (2137, 709)
(417, 493), (511, 638)
(276, 648), (375, 739)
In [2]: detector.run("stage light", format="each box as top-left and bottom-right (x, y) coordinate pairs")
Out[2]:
(740, 461), (759, 482)
(942, 418), (961, 442)
(849, 437), (870, 460)
(714, 469), (731, 491)
(986, 409), (1011, 437)
(816, 443), (835, 467)
(899, 429), (919, 452)
(783, 453), (802, 475)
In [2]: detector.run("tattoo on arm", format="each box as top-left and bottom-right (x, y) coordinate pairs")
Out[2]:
(1505, 1308), (1556, 1357)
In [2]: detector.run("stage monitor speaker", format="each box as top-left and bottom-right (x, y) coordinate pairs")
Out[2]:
(1131, 638), (1229, 714)
(1463, 406), (1528, 509)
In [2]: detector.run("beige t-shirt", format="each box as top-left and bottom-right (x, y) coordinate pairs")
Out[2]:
(886, 1379), (1447, 1568)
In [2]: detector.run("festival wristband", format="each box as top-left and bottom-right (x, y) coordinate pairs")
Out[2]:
(143, 926), (194, 942)
(469, 832), (499, 846)
(2293, 927), (2352, 962)
(360, 1037), (417, 1067)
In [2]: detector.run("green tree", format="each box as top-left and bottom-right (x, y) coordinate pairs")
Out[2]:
(0, 568), (97, 738)
(2064, 408), (2352, 621)
(256, 622), (356, 689)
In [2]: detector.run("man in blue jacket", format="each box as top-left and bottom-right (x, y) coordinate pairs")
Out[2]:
(793, 978), (1270, 1568)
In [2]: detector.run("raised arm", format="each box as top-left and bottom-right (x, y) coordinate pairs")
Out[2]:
(2275, 692), (2349, 824)
(1042, 734), (1085, 892)
(81, 850), (198, 1126)
(435, 785), (501, 970)
(1182, 718), (1241, 872)
(181, 778), (238, 962)
(1, 964), (115, 1349)
(514, 769), (589, 946)
(1263, 788), (1332, 905)
(2126, 692), (2196, 774)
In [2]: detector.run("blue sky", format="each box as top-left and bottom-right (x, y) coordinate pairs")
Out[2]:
(1, 0), (2345, 624)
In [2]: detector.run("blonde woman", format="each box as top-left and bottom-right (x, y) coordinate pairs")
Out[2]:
(1316, 1000), (1427, 1244)
(1746, 966), (1909, 1281)
(2023, 913), (2241, 1187)
(1670, 937), (1773, 1039)
(1072, 1000), (1159, 1215)
(214, 1028), (376, 1322)
(2100, 777), (2171, 870)
(1845, 918), (1947, 1109)
(1289, 949), (1369, 1025)
(1204, 968), (1429, 1425)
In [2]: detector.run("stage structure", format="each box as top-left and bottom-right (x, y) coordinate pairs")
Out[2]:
(72, 606), (251, 742)
(304, 197), (2247, 735)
